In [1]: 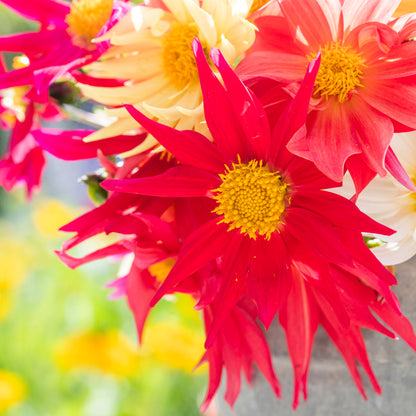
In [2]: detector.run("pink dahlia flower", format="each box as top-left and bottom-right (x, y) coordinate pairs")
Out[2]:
(102, 40), (416, 407)
(0, 0), (129, 93)
(0, 55), (63, 196)
(238, 0), (416, 193)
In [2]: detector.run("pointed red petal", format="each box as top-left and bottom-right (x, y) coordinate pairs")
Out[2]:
(205, 233), (251, 347)
(125, 105), (226, 173)
(33, 128), (145, 160)
(151, 219), (231, 306)
(279, 269), (319, 409)
(126, 267), (158, 343)
(210, 48), (271, 161)
(192, 39), (249, 160)
(102, 166), (220, 197)
(371, 300), (416, 352)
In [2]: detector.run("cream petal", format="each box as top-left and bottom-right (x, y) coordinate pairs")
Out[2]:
(217, 34), (236, 63)
(372, 233), (416, 265)
(87, 51), (164, 80)
(84, 117), (141, 142)
(184, 0), (217, 46)
(163, 0), (194, 23)
(119, 135), (159, 158)
(79, 75), (171, 106)
(390, 131), (416, 177)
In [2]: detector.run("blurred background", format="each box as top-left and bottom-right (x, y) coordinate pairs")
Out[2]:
(0, 3), (210, 415)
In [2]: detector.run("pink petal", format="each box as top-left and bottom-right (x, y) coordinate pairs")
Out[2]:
(385, 146), (416, 191)
(343, 0), (401, 32)
(367, 41), (416, 79)
(0, 0), (70, 24)
(33, 128), (145, 160)
(362, 76), (416, 129)
(345, 94), (393, 176)
(236, 51), (307, 83)
(55, 243), (128, 269)
(344, 155), (377, 199)
(288, 100), (361, 182)
(249, 15), (304, 54)
(102, 165), (220, 198)
(279, 0), (338, 50)
(0, 31), (57, 57)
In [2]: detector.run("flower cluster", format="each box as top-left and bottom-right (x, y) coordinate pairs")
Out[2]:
(2, 0), (416, 412)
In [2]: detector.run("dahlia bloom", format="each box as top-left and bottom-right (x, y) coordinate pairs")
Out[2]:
(0, 62), (62, 196)
(0, 0), (129, 93)
(238, 0), (416, 192)
(337, 131), (416, 265)
(102, 40), (416, 407)
(76, 0), (256, 149)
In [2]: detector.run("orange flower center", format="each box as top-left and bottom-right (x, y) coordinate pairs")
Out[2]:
(66, 0), (114, 49)
(310, 42), (365, 103)
(250, 0), (270, 13)
(213, 159), (289, 240)
(161, 23), (201, 90)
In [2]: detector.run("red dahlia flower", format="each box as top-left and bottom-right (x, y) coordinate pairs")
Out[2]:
(0, 0), (129, 92)
(102, 40), (416, 407)
(238, 0), (416, 193)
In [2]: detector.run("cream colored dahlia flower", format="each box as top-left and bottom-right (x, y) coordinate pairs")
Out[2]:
(80, 0), (256, 153)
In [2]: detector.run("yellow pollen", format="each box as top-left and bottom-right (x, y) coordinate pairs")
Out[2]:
(213, 159), (289, 240)
(161, 23), (201, 90)
(66, 0), (114, 48)
(309, 42), (365, 103)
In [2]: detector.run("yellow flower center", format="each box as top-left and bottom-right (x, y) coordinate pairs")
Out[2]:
(250, 0), (270, 13)
(310, 42), (365, 103)
(213, 159), (289, 240)
(65, 0), (114, 48)
(161, 23), (201, 90)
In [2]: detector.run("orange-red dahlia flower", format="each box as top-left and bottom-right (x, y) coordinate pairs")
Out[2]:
(238, 0), (416, 193)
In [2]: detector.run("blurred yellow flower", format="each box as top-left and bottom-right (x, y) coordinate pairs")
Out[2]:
(0, 238), (31, 290)
(0, 370), (27, 414)
(148, 257), (176, 283)
(143, 306), (206, 374)
(32, 198), (81, 239)
(54, 330), (141, 377)
(395, 0), (416, 15)
(0, 235), (32, 320)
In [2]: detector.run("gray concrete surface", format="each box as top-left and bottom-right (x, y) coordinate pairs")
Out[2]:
(218, 258), (416, 415)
